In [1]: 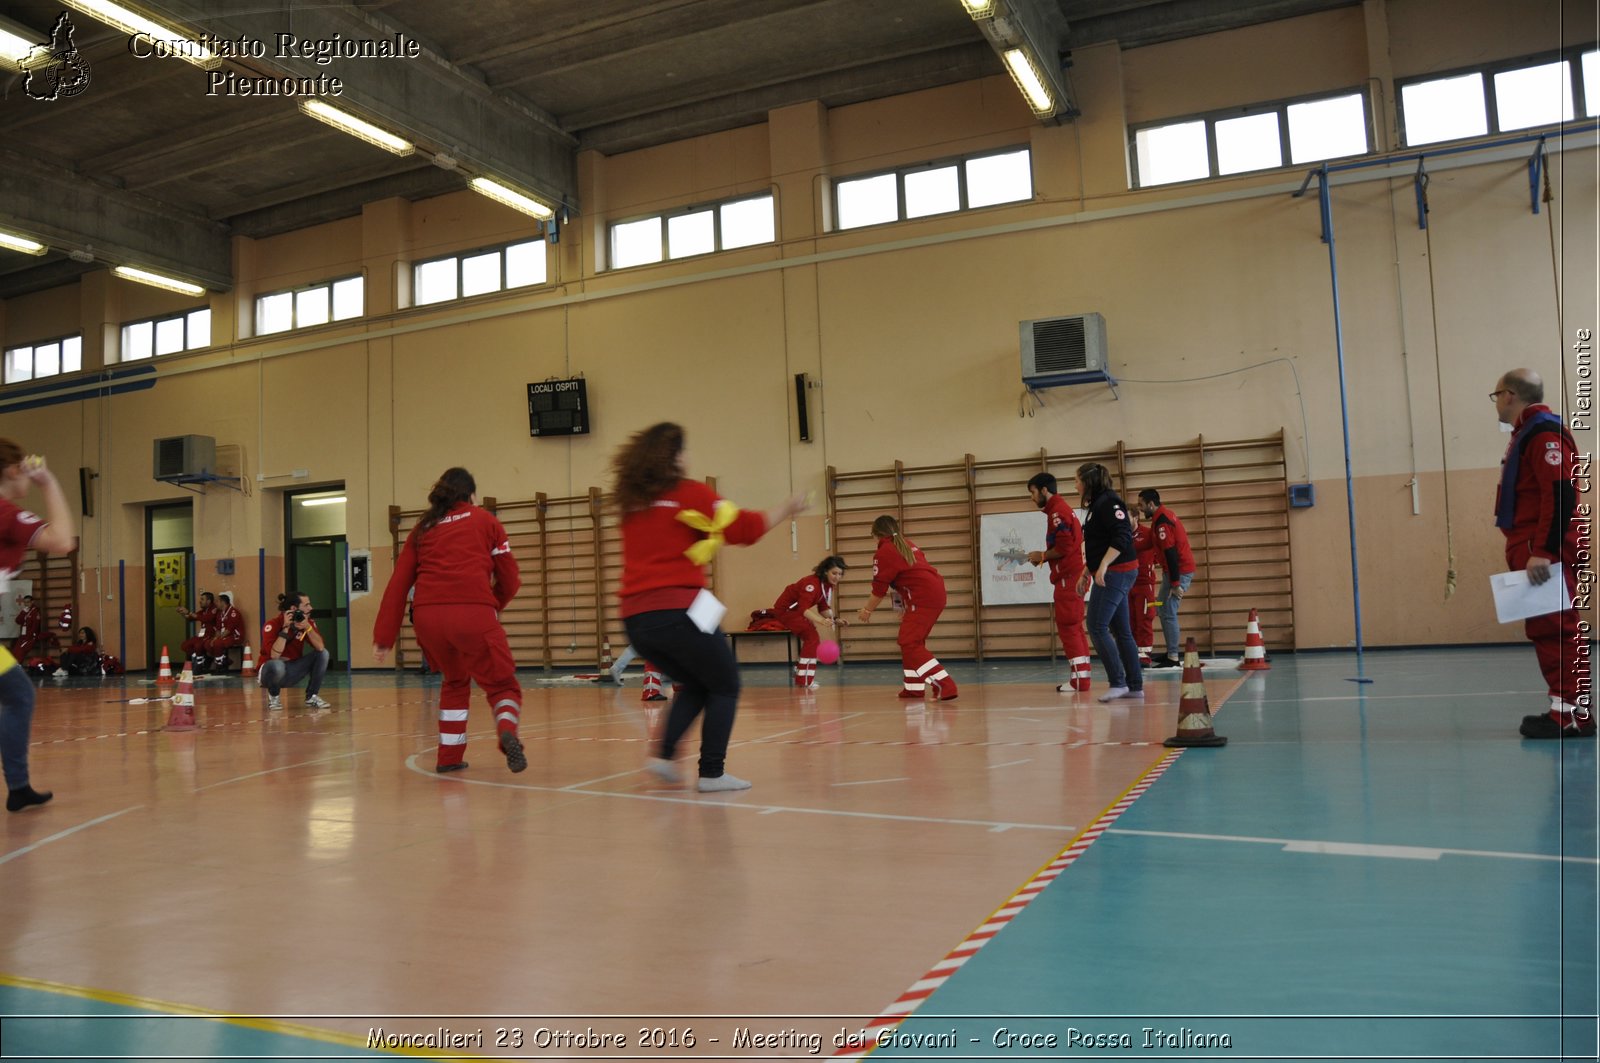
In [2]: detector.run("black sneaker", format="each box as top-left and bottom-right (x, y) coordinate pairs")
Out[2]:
(499, 731), (528, 773)
(1147, 655), (1180, 669)
(435, 761), (469, 774)
(1520, 713), (1599, 739)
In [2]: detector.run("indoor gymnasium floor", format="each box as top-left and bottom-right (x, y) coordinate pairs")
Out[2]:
(0, 646), (1594, 1062)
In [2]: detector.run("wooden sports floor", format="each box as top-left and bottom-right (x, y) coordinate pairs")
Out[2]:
(1, 648), (1594, 1062)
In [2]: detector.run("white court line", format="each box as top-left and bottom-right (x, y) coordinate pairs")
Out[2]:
(988, 758), (1032, 770)
(831, 776), (910, 787)
(1107, 826), (1600, 865)
(403, 754), (1073, 833)
(193, 750), (369, 792)
(0, 806), (143, 866)
(1244, 689), (1538, 705)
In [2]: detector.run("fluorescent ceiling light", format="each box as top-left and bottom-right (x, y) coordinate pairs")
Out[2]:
(1002, 47), (1056, 116)
(0, 14), (45, 66)
(299, 100), (415, 156)
(112, 265), (206, 297)
(62, 0), (217, 68)
(0, 230), (48, 256)
(470, 177), (555, 220)
(959, 0), (996, 17)
(298, 495), (346, 507)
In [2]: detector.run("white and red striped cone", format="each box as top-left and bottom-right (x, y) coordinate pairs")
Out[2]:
(156, 645), (173, 685)
(600, 639), (613, 671)
(241, 644), (256, 677)
(165, 663), (197, 731)
(1239, 608), (1270, 671)
(1165, 637), (1227, 748)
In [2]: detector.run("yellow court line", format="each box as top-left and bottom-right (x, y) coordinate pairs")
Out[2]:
(0, 973), (498, 1061)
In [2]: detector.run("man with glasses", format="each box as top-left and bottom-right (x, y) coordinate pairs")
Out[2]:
(1492, 368), (1591, 739)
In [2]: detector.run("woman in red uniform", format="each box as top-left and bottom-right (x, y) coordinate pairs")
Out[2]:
(203, 592), (245, 672)
(613, 422), (805, 792)
(11, 594), (41, 662)
(0, 442), (76, 811)
(178, 591), (218, 670)
(773, 555), (847, 690)
(374, 467), (526, 775)
(856, 516), (957, 700)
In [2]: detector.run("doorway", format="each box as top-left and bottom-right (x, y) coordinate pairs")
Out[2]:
(146, 502), (193, 669)
(285, 488), (348, 668)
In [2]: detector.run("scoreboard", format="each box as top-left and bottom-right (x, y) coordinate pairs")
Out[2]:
(527, 378), (589, 437)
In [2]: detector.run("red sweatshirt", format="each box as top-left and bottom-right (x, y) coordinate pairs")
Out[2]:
(869, 537), (945, 607)
(374, 503), (520, 647)
(619, 480), (769, 617)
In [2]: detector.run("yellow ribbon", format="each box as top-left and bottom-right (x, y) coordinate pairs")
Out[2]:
(677, 500), (740, 565)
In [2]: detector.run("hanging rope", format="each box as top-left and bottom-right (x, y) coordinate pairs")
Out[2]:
(1543, 145), (1564, 357)
(1419, 165), (1458, 600)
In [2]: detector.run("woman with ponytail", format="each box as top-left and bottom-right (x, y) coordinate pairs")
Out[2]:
(1075, 462), (1144, 702)
(613, 422), (807, 793)
(856, 515), (957, 700)
(374, 467), (526, 775)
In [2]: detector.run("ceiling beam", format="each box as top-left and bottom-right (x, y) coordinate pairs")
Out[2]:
(138, 1), (580, 211)
(0, 147), (233, 290)
(1064, 0), (1360, 50)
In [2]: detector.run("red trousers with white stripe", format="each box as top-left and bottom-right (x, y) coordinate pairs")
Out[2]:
(779, 615), (821, 685)
(896, 590), (956, 697)
(412, 603), (523, 769)
(1054, 586), (1092, 691)
(1506, 540), (1589, 714)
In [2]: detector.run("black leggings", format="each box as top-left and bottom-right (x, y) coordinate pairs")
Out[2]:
(623, 609), (740, 778)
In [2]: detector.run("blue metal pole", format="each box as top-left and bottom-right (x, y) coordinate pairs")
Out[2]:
(118, 559), (125, 667)
(1317, 166), (1372, 684)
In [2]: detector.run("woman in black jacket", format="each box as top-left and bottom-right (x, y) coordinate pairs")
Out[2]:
(1075, 462), (1144, 702)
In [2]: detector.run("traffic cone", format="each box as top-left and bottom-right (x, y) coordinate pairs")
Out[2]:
(1165, 637), (1227, 748)
(157, 645), (173, 685)
(1238, 608), (1270, 671)
(241, 644), (256, 677)
(600, 639), (613, 671)
(165, 663), (197, 731)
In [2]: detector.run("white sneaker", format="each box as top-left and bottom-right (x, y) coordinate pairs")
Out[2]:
(1096, 686), (1129, 703)
(1056, 683), (1079, 693)
(697, 773), (752, 793)
(266, 694), (282, 710)
(646, 757), (680, 784)
(305, 695), (331, 709)
(1116, 689), (1145, 700)
(51, 668), (67, 678)
(800, 681), (819, 691)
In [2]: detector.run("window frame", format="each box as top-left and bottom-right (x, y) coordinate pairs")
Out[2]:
(253, 273), (365, 336)
(411, 237), (551, 307)
(120, 306), (211, 363)
(607, 191), (778, 271)
(1128, 86), (1372, 189)
(832, 146), (1035, 232)
(1396, 44), (1598, 147)
(3, 332), (83, 385)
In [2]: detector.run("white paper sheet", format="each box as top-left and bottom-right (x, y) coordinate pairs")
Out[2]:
(687, 588), (727, 634)
(1490, 564), (1570, 623)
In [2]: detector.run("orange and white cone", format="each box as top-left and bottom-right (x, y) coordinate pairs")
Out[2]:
(1165, 637), (1227, 748)
(600, 639), (613, 671)
(1239, 608), (1270, 671)
(165, 663), (198, 731)
(241, 644), (256, 677)
(156, 645), (173, 685)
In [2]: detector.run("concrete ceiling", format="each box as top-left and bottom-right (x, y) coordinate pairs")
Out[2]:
(0, 0), (1357, 300)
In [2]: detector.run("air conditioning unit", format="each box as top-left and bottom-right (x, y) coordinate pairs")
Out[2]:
(153, 435), (217, 481)
(1020, 313), (1112, 389)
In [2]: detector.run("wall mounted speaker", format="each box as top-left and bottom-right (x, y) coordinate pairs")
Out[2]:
(78, 467), (93, 517)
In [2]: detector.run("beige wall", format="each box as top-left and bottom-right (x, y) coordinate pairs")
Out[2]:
(2, 0), (1595, 664)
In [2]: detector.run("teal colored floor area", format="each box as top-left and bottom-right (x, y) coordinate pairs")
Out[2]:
(876, 648), (1600, 1061)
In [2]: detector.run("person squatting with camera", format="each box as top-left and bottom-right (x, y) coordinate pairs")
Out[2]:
(259, 590), (331, 710)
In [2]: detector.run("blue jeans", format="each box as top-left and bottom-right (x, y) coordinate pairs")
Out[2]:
(1086, 567), (1142, 690)
(259, 649), (329, 697)
(1157, 571), (1195, 658)
(624, 609), (740, 778)
(0, 665), (36, 790)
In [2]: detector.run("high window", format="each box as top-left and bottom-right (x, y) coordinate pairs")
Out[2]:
(122, 308), (211, 362)
(1131, 90), (1370, 187)
(4, 334), (82, 384)
(609, 193), (776, 270)
(413, 238), (549, 307)
(834, 148), (1033, 230)
(255, 275), (364, 336)
(1399, 47), (1598, 146)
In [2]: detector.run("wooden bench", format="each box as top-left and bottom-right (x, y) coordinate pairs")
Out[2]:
(727, 629), (797, 666)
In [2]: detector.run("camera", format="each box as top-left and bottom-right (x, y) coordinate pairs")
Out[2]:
(291, 609), (306, 623)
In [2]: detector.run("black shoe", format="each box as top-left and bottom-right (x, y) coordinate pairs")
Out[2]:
(435, 761), (469, 773)
(7, 785), (53, 812)
(1520, 713), (1598, 739)
(499, 731), (527, 773)
(1147, 655), (1179, 669)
